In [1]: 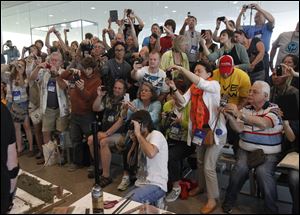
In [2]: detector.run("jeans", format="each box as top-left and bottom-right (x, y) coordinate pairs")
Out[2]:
(288, 169), (299, 214)
(130, 184), (165, 204)
(69, 112), (96, 165)
(223, 148), (279, 213)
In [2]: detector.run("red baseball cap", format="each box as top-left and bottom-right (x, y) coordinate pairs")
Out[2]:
(219, 55), (234, 76)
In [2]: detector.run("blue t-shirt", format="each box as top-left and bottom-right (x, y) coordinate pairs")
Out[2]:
(243, 22), (274, 52)
(142, 36), (150, 47)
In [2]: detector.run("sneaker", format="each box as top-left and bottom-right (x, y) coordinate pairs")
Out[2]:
(166, 186), (181, 202)
(134, 178), (150, 187)
(222, 203), (233, 214)
(68, 163), (79, 172)
(117, 176), (130, 191)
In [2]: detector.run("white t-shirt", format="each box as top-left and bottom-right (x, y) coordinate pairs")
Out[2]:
(135, 66), (170, 95)
(145, 130), (168, 192)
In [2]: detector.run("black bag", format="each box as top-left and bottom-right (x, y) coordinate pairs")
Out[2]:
(247, 149), (266, 168)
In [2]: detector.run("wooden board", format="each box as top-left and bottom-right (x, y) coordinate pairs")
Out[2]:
(9, 169), (72, 214)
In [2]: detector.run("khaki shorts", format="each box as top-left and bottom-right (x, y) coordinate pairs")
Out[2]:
(100, 133), (126, 153)
(42, 107), (69, 132)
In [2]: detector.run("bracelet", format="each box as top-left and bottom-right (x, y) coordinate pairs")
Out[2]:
(173, 88), (178, 93)
(215, 27), (220, 30)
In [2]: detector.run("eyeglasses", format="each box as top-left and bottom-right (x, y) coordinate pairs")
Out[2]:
(140, 89), (151, 93)
(115, 49), (125, 52)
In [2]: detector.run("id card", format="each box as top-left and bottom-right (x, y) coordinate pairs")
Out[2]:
(108, 115), (115, 122)
(12, 91), (21, 101)
(190, 45), (198, 54)
(170, 125), (181, 134)
(47, 80), (56, 93)
(192, 129), (206, 146)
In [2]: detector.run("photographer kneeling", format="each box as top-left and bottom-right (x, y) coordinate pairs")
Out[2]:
(125, 110), (168, 205)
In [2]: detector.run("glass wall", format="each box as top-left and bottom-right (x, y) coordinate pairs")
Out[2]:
(1, 1), (299, 57)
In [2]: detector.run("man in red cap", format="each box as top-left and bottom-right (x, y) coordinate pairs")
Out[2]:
(212, 55), (251, 156)
(212, 55), (251, 110)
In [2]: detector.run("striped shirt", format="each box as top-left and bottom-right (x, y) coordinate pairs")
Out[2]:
(239, 102), (283, 154)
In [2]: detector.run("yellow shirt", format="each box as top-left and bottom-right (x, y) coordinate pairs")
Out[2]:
(160, 50), (190, 74)
(212, 68), (251, 105)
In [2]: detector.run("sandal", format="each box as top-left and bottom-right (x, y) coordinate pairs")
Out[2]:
(99, 175), (113, 188)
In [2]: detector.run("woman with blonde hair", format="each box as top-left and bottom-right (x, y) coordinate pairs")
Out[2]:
(6, 59), (33, 156)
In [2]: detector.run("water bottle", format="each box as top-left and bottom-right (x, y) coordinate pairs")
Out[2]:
(91, 183), (103, 214)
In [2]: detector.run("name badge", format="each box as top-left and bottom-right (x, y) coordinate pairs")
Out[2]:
(170, 125), (181, 134)
(192, 129), (207, 146)
(108, 115), (115, 122)
(12, 91), (21, 101)
(190, 45), (197, 54)
(48, 80), (56, 93)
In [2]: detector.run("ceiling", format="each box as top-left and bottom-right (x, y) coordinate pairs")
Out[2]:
(1, 1), (31, 9)
(1, 1), (299, 49)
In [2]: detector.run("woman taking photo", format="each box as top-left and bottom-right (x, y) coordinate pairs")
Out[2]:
(166, 61), (227, 214)
(6, 60), (33, 156)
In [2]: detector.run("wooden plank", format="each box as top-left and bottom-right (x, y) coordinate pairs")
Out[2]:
(9, 169), (72, 214)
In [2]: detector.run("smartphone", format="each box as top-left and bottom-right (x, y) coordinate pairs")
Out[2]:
(166, 69), (173, 80)
(275, 65), (283, 76)
(201, 29), (206, 36)
(217, 16), (226, 22)
(187, 12), (191, 17)
(65, 29), (70, 32)
(110, 10), (118, 22)
(124, 93), (130, 102)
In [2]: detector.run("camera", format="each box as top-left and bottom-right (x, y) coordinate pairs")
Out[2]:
(159, 26), (164, 34)
(126, 9), (132, 17)
(166, 69), (173, 80)
(80, 43), (93, 54)
(24, 46), (30, 51)
(73, 73), (81, 82)
(65, 29), (70, 32)
(101, 86), (107, 91)
(243, 4), (253, 9)
(50, 47), (58, 53)
(45, 63), (52, 69)
(135, 57), (144, 64)
(275, 65), (283, 76)
(217, 16), (226, 22)
(220, 95), (229, 107)
(187, 12), (191, 17)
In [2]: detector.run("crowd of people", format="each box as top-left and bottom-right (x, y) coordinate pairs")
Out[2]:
(1, 3), (299, 214)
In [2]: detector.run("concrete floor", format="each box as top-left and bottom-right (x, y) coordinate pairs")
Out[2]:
(18, 153), (292, 214)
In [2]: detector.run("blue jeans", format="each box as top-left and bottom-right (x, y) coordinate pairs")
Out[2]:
(288, 169), (299, 214)
(129, 184), (165, 204)
(223, 148), (279, 213)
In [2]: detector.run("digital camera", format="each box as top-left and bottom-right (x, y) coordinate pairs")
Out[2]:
(220, 95), (229, 107)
